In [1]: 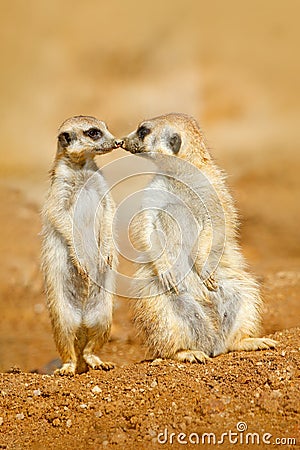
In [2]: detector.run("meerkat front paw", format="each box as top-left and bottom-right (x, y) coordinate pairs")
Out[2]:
(69, 252), (88, 278)
(54, 362), (76, 376)
(203, 274), (218, 291)
(159, 270), (179, 294)
(84, 354), (114, 371)
(200, 270), (218, 291)
(174, 350), (211, 363)
(107, 254), (113, 269)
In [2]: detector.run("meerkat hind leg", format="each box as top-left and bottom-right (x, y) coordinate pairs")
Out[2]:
(174, 350), (211, 363)
(55, 361), (76, 376)
(83, 338), (114, 371)
(229, 337), (277, 352)
(53, 328), (78, 376)
(53, 333), (77, 376)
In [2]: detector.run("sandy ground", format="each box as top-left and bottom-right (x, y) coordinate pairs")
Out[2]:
(0, 0), (299, 448)
(0, 328), (299, 450)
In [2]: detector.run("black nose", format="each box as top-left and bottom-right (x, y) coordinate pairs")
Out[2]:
(114, 139), (124, 148)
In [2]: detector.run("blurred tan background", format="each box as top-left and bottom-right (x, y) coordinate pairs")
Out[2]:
(0, 0), (299, 370)
(1, 0), (299, 171)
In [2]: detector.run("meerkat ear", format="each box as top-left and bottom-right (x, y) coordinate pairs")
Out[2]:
(169, 133), (182, 154)
(58, 131), (76, 148)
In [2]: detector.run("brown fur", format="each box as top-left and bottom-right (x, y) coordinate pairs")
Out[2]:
(122, 113), (277, 363)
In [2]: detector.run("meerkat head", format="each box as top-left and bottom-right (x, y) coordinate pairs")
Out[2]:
(57, 116), (120, 160)
(122, 113), (211, 164)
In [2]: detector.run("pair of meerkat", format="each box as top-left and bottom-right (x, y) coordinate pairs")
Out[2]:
(42, 113), (276, 375)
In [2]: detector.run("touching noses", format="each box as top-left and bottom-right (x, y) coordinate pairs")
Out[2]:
(114, 139), (124, 148)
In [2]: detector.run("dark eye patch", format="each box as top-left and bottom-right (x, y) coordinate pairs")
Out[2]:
(169, 133), (181, 154)
(58, 132), (73, 147)
(84, 128), (103, 140)
(137, 126), (151, 140)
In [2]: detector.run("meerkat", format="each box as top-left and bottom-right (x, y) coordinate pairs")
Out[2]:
(41, 115), (119, 375)
(122, 113), (277, 363)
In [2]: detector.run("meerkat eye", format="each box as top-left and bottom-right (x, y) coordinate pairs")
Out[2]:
(137, 126), (151, 140)
(58, 132), (73, 147)
(169, 133), (182, 154)
(84, 128), (103, 140)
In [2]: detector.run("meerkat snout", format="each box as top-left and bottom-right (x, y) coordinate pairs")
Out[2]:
(114, 139), (124, 148)
(121, 123), (152, 154)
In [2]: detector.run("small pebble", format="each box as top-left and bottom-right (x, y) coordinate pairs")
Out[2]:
(184, 415), (192, 425)
(0, 417), (3, 426)
(66, 419), (72, 428)
(150, 380), (158, 388)
(91, 385), (102, 394)
(80, 404), (88, 409)
(150, 358), (163, 366)
(148, 429), (156, 437)
(95, 411), (103, 418)
(33, 389), (41, 396)
(16, 413), (25, 420)
(52, 418), (60, 427)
